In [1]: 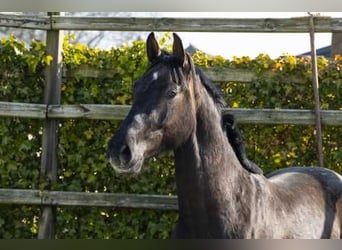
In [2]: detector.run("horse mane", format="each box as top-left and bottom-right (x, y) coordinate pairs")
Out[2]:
(149, 51), (226, 112)
(195, 67), (226, 111)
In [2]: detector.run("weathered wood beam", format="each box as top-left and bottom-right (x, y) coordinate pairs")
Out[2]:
(47, 104), (130, 120)
(0, 188), (178, 210)
(223, 108), (342, 125)
(0, 13), (49, 29)
(62, 66), (304, 84)
(1, 13), (342, 33)
(0, 102), (46, 118)
(1, 102), (341, 125)
(38, 12), (64, 239)
(331, 32), (342, 57)
(63, 67), (260, 83)
(51, 16), (342, 33)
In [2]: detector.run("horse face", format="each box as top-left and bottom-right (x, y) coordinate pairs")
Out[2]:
(108, 33), (196, 174)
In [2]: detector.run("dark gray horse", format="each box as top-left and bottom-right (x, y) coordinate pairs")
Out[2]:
(107, 32), (342, 238)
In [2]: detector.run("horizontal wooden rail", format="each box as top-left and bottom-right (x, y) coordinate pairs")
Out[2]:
(0, 102), (341, 125)
(0, 188), (178, 210)
(0, 101), (47, 119)
(64, 67), (257, 83)
(0, 13), (50, 30)
(1, 13), (342, 32)
(51, 16), (342, 33)
(1, 67), (303, 84)
(64, 67), (303, 84)
(224, 109), (342, 126)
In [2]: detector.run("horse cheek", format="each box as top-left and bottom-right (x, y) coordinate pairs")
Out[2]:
(170, 108), (194, 148)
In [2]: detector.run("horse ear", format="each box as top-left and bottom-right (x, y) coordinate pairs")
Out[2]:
(172, 33), (186, 66)
(146, 32), (161, 62)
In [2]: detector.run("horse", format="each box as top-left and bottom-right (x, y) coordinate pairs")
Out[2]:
(107, 32), (342, 238)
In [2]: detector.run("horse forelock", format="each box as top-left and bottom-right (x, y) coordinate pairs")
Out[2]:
(149, 51), (226, 113)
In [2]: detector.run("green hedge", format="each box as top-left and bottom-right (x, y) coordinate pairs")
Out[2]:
(0, 34), (341, 238)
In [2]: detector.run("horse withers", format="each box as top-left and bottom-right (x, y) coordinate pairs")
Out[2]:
(107, 32), (342, 238)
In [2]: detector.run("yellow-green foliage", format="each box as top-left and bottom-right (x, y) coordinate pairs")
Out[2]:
(0, 35), (341, 238)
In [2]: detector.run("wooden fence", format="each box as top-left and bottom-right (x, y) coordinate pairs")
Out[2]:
(0, 12), (341, 238)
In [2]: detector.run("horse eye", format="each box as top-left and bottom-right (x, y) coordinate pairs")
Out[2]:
(166, 89), (178, 99)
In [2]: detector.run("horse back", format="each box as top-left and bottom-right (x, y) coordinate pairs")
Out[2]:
(267, 167), (342, 196)
(266, 166), (342, 238)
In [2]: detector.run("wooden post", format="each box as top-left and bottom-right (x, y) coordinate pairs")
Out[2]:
(331, 32), (342, 57)
(308, 14), (324, 167)
(37, 12), (63, 239)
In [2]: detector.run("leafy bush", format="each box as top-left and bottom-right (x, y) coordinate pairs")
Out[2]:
(0, 35), (341, 238)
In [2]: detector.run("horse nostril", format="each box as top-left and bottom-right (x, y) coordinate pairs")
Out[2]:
(119, 144), (132, 164)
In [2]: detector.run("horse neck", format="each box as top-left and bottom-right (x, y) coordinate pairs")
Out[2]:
(174, 91), (244, 197)
(174, 86), (253, 236)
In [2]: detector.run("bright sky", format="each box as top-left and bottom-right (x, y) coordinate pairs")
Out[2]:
(149, 12), (342, 59)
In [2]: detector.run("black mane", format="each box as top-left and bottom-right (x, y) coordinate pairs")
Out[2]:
(195, 67), (226, 111)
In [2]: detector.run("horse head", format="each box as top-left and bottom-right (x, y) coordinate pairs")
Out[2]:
(107, 32), (198, 173)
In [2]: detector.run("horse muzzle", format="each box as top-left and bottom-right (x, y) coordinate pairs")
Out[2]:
(108, 136), (145, 174)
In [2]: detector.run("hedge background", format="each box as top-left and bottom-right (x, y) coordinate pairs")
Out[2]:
(0, 34), (341, 238)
